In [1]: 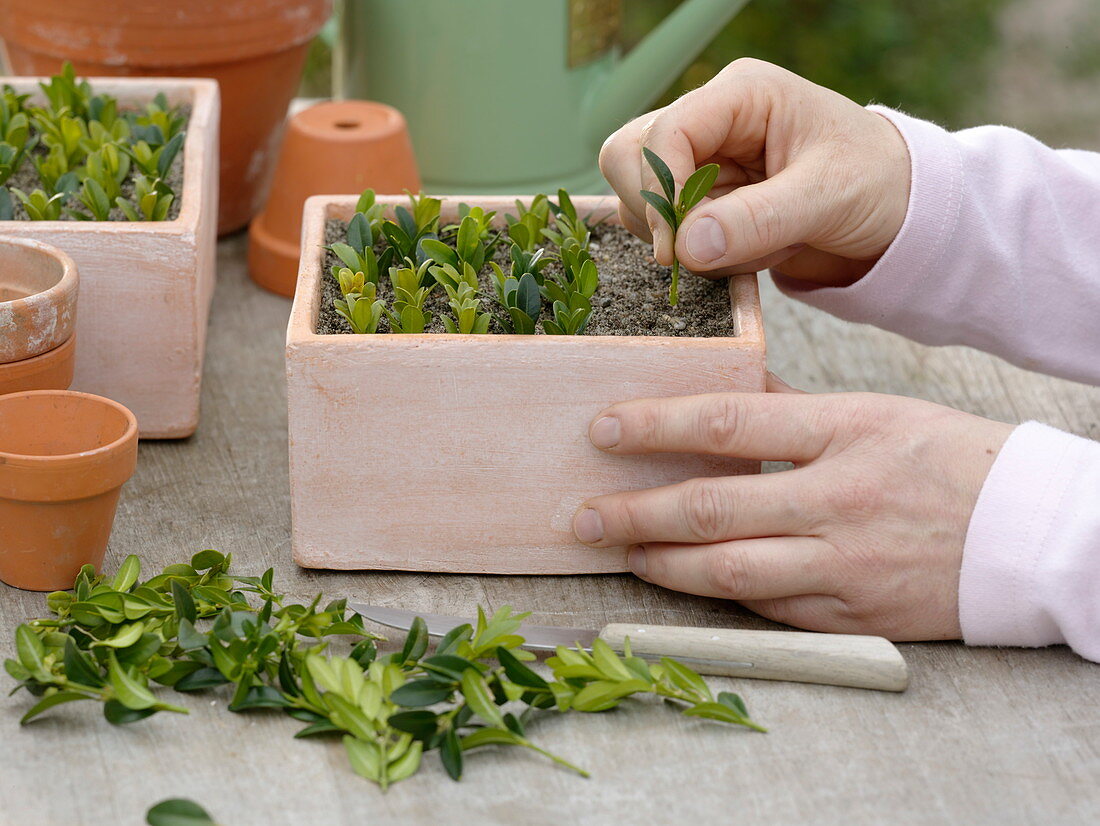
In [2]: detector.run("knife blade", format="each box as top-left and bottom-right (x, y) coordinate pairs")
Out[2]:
(349, 602), (908, 692)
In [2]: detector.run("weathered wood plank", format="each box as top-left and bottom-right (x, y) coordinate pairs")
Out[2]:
(1, 237), (1097, 825)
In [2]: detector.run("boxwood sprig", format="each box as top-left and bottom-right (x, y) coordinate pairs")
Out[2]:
(640, 147), (720, 306)
(7, 554), (765, 790)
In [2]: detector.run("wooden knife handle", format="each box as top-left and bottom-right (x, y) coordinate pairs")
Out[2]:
(598, 624), (908, 692)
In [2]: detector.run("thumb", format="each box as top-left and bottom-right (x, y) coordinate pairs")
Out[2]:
(675, 164), (824, 272)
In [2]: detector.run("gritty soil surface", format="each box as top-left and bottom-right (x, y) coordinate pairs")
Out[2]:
(315, 220), (738, 338)
(3, 104), (189, 223)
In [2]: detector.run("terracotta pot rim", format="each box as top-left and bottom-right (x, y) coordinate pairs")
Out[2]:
(0, 0), (331, 68)
(0, 235), (79, 362)
(0, 332), (75, 383)
(0, 390), (138, 465)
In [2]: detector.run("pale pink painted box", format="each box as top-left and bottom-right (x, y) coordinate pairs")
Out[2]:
(0, 77), (219, 438)
(286, 195), (766, 574)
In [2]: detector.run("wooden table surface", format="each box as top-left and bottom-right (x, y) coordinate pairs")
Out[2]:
(3, 233), (1098, 826)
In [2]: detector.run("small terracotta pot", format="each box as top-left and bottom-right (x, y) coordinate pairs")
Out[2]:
(0, 334), (76, 396)
(0, 391), (138, 591)
(0, 0), (331, 235)
(0, 235), (78, 363)
(248, 100), (421, 297)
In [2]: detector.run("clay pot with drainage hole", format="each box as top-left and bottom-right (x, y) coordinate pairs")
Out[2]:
(0, 236), (78, 396)
(0, 391), (139, 591)
(249, 100), (421, 297)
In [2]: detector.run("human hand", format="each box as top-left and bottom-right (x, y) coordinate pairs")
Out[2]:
(571, 377), (1013, 640)
(599, 58), (911, 288)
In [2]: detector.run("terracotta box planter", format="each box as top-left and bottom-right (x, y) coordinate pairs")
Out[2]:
(286, 195), (766, 574)
(0, 77), (219, 438)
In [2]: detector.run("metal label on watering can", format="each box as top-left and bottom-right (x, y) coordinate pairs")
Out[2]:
(568, 0), (622, 67)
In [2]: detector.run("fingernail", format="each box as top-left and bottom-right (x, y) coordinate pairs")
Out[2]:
(573, 508), (604, 544)
(589, 416), (621, 449)
(686, 216), (725, 264)
(628, 545), (647, 578)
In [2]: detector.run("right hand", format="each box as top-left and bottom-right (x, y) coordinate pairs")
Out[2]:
(599, 58), (912, 288)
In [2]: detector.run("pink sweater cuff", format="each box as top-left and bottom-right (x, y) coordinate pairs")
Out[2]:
(960, 422), (1100, 659)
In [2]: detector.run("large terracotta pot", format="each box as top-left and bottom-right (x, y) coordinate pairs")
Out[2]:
(0, 0), (331, 235)
(0, 391), (138, 591)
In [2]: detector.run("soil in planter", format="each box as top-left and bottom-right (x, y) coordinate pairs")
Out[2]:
(316, 221), (737, 338)
(3, 105), (189, 223)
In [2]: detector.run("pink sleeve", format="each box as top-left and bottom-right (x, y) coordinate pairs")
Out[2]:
(774, 106), (1100, 386)
(773, 109), (1100, 661)
(961, 422), (1100, 661)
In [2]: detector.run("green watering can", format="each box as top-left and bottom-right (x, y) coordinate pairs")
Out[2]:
(333, 0), (750, 194)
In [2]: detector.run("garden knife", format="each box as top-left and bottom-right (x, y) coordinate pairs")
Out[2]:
(348, 603), (909, 693)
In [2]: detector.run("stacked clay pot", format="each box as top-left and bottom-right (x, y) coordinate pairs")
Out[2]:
(0, 236), (78, 396)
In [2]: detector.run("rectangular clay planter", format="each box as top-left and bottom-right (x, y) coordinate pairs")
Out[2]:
(0, 77), (219, 438)
(286, 195), (766, 574)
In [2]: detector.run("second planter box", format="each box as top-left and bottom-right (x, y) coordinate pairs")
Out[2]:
(286, 195), (766, 574)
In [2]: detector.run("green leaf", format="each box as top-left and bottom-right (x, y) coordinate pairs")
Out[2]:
(460, 727), (520, 750)
(590, 638), (634, 681)
(435, 623), (472, 656)
(112, 555), (141, 592)
(682, 701), (766, 732)
(386, 709), (438, 739)
(420, 654), (479, 682)
(678, 162), (720, 212)
(15, 624), (46, 676)
(420, 238), (458, 267)
(4, 658), (31, 681)
(145, 798), (219, 826)
(108, 652), (157, 710)
(228, 685), (291, 712)
(63, 637), (105, 687)
(643, 147), (676, 204)
(387, 740), (423, 783)
(459, 669), (504, 727)
(659, 657), (712, 701)
(98, 621), (145, 649)
(156, 132), (184, 179)
(640, 189), (677, 229)
(190, 550), (224, 571)
(399, 616), (429, 664)
(570, 678), (650, 712)
(171, 579), (197, 624)
(718, 691), (749, 717)
(20, 690), (91, 724)
(103, 699), (157, 725)
(441, 725), (463, 780)
(347, 211), (371, 253)
(390, 678), (453, 708)
(176, 618), (207, 651)
(516, 272), (540, 319)
(293, 719), (343, 739)
(343, 735), (381, 782)
(496, 646), (549, 691)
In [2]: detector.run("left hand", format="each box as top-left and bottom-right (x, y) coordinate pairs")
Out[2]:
(572, 376), (1013, 641)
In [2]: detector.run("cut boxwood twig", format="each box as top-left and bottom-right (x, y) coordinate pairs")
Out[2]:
(640, 147), (720, 306)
